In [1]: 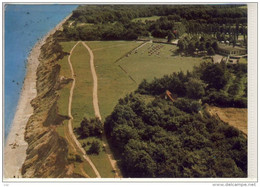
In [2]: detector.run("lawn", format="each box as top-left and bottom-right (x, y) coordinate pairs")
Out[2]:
(132, 16), (161, 22)
(85, 41), (141, 119)
(118, 43), (206, 83)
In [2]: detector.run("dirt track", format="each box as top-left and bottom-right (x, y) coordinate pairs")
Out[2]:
(81, 42), (101, 119)
(82, 42), (122, 178)
(67, 41), (101, 178)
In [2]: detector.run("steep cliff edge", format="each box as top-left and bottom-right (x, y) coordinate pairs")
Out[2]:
(21, 36), (81, 178)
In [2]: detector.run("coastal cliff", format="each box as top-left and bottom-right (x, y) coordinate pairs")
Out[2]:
(21, 35), (81, 178)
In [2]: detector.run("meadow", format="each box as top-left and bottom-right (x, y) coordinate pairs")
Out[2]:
(117, 43), (207, 83)
(85, 41), (141, 119)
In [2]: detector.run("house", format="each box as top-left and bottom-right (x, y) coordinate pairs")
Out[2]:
(217, 43), (247, 56)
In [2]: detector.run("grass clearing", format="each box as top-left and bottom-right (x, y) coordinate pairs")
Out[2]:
(118, 43), (207, 83)
(208, 106), (247, 135)
(132, 16), (160, 22)
(78, 137), (115, 178)
(239, 58), (247, 64)
(70, 42), (94, 128)
(85, 41), (141, 119)
(77, 22), (94, 27)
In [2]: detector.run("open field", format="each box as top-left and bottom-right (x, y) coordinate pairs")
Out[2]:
(132, 16), (161, 22)
(207, 106), (247, 135)
(118, 43), (208, 83)
(70, 43), (95, 128)
(85, 41), (141, 119)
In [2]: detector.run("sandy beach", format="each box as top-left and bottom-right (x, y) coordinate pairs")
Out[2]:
(4, 14), (72, 179)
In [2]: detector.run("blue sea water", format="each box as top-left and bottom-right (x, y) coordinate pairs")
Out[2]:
(4, 4), (78, 140)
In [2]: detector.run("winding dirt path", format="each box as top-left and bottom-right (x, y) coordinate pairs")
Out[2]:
(67, 41), (101, 178)
(82, 42), (122, 178)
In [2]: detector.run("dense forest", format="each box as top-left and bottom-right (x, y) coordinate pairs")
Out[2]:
(104, 62), (247, 178)
(58, 5), (247, 41)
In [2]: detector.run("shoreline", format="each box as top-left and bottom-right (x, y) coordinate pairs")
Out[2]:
(4, 14), (72, 179)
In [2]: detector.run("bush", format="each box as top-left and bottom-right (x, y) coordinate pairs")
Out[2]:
(77, 117), (103, 138)
(88, 140), (102, 155)
(173, 98), (201, 113)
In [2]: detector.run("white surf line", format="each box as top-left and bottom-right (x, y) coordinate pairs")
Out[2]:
(67, 41), (101, 178)
(82, 41), (122, 178)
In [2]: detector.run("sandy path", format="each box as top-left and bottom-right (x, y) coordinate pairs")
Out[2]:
(81, 42), (101, 119)
(67, 42), (101, 178)
(4, 14), (71, 179)
(82, 42), (122, 178)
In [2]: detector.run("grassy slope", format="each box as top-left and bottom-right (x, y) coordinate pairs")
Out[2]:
(85, 41), (141, 119)
(118, 43), (207, 83)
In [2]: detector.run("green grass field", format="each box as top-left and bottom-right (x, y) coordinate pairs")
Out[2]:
(70, 43), (95, 128)
(132, 16), (161, 22)
(118, 43), (206, 83)
(85, 41), (141, 119)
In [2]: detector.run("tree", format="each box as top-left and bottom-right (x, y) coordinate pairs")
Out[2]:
(88, 140), (102, 155)
(187, 41), (196, 55)
(185, 78), (206, 99)
(199, 42), (205, 51)
(211, 41), (218, 51)
(201, 63), (229, 90)
(207, 47), (215, 55)
(177, 39), (187, 51)
(167, 31), (175, 42)
(77, 117), (103, 138)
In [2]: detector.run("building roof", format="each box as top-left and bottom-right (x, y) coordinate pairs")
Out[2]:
(218, 44), (246, 52)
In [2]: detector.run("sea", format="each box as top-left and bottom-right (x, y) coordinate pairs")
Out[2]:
(4, 4), (78, 140)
